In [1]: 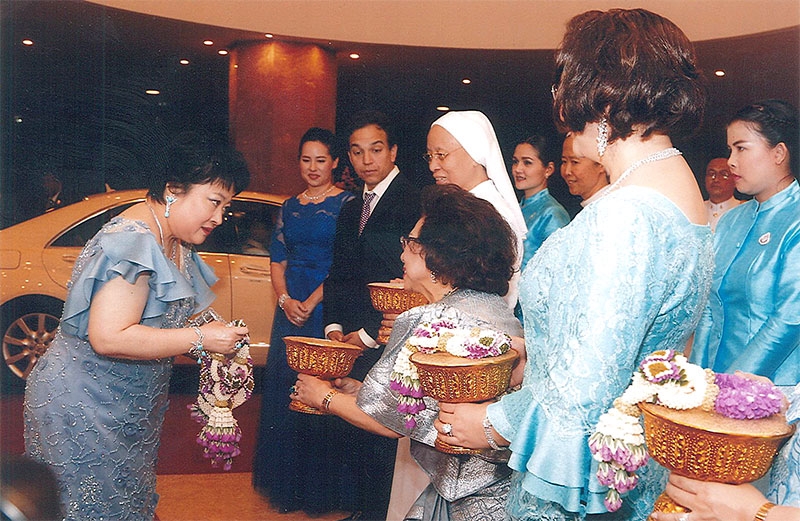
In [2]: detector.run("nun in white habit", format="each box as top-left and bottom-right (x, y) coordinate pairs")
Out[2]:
(386, 111), (527, 520)
(426, 110), (527, 309)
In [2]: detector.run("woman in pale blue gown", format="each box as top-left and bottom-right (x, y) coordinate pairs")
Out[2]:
(252, 128), (355, 515)
(437, 9), (713, 521)
(690, 100), (800, 386)
(24, 138), (251, 521)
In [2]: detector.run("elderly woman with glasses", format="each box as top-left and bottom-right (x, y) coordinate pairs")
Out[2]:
(425, 110), (528, 310)
(293, 184), (523, 521)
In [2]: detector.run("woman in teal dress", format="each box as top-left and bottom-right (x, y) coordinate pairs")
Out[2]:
(436, 9), (713, 521)
(690, 100), (800, 387)
(24, 138), (251, 521)
(511, 135), (570, 275)
(252, 128), (355, 515)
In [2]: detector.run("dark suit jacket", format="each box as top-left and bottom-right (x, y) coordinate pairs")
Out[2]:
(324, 171), (421, 379)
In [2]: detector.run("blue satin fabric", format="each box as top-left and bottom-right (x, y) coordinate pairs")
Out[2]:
(691, 181), (800, 386)
(488, 187), (713, 520)
(519, 188), (570, 271)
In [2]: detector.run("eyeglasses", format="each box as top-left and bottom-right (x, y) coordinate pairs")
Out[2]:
(708, 172), (730, 180)
(400, 235), (424, 252)
(422, 146), (462, 164)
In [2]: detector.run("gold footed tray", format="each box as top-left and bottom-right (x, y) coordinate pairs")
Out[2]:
(368, 282), (428, 344)
(640, 402), (794, 518)
(411, 349), (518, 455)
(284, 336), (363, 415)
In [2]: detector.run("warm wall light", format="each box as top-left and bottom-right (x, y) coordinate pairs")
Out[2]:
(218, 49), (229, 55)
(462, 78), (471, 84)
(715, 70), (726, 77)
(349, 53), (360, 59)
(203, 40), (214, 46)
(265, 33), (274, 38)
(179, 59), (189, 65)
(22, 39), (34, 46)
(145, 89), (160, 95)
(436, 106), (450, 112)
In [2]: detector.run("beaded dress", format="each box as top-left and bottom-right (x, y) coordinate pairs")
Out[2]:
(487, 187), (714, 521)
(357, 290), (523, 521)
(24, 217), (217, 521)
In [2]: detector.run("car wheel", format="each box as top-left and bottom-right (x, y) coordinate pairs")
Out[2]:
(2, 297), (63, 380)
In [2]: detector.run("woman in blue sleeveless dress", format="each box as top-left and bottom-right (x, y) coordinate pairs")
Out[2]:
(253, 128), (355, 515)
(23, 139), (251, 521)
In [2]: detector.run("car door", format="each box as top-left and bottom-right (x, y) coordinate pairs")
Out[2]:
(196, 199), (280, 366)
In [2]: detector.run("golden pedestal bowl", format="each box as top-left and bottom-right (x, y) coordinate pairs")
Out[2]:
(410, 349), (518, 454)
(368, 282), (428, 344)
(284, 336), (363, 415)
(640, 402), (794, 517)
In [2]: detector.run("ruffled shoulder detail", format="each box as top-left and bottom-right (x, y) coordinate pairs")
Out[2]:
(60, 219), (218, 339)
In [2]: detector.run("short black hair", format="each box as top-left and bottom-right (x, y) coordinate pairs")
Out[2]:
(516, 134), (560, 169)
(344, 110), (398, 148)
(147, 132), (250, 202)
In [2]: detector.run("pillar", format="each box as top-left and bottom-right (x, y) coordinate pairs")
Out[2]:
(229, 41), (337, 196)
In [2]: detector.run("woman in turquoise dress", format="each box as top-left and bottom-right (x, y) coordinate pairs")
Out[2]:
(24, 139), (251, 521)
(436, 9), (713, 521)
(511, 135), (570, 271)
(690, 100), (800, 387)
(252, 128), (355, 515)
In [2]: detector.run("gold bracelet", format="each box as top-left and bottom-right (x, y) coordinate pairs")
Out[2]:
(754, 502), (776, 521)
(322, 389), (339, 412)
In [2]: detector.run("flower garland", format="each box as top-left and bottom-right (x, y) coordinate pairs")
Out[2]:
(589, 349), (785, 512)
(389, 318), (512, 430)
(186, 311), (254, 471)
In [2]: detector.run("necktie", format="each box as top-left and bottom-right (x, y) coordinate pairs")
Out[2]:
(359, 191), (376, 235)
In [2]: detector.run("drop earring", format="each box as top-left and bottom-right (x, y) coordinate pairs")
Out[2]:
(164, 195), (176, 218)
(596, 117), (609, 158)
(430, 271), (438, 284)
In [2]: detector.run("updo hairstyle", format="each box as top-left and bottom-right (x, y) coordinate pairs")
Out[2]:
(730, 99), (799, 177)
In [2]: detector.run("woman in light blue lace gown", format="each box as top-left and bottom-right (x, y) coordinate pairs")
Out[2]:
(437, 9), (713, 521)
(24, 138), (251, 521)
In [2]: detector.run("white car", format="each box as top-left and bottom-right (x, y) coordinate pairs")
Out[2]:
(0, 189), (287, 380)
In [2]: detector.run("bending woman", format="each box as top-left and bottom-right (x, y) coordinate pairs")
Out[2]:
(24, 136), (250, 520)
(293, 184), (523, 521)
(438, 9), (713, 521)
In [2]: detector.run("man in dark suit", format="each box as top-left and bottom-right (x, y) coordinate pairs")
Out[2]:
(323, 111), (420, 521)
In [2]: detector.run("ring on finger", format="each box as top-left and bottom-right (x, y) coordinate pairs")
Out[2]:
(290, 385), (297, 395)
(441, 423), (453, 436)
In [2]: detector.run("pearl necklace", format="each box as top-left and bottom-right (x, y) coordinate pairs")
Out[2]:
(301, 185), (335, 201)
(598, 147), (683, 199)
(145, 201), (179, 262)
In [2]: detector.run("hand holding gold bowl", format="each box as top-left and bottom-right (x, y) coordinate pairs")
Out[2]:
(283, 336), (362, 415)
(641, 402), (794, 517)
(410, 349), (518, 455)
(368, 282), (428, 344)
